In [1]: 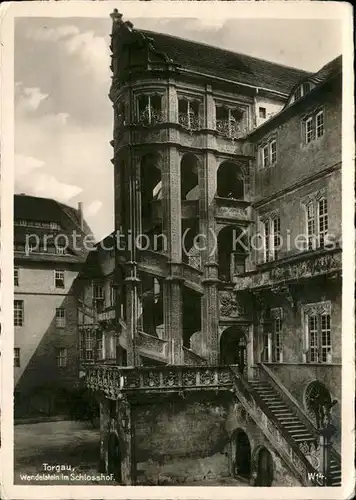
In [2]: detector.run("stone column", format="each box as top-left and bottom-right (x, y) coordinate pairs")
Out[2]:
(117, 396), (134, 485)
(161, 146), (182, 262)
(163, 276), (184, 364)
(124, 265), (141, 367)
(99, 397), (110, 473)
(200, 150), (220, 363)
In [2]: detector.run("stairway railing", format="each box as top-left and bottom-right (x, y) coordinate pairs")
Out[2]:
(230, 366), (320, 486)
(258, 363), (341, 465)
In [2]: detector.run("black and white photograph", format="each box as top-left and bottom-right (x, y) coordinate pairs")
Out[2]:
(0, 1), (354, 498)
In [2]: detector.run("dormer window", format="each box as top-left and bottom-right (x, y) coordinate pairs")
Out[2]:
(215, 104), (245, 139)
(178, 98), (201, 131)
(292, 81), (313, 104)
(137, 94), (163, 125)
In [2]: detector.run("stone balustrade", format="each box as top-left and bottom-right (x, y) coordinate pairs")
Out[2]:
(85, 364), (233, 398)
(234, 249), (342, 291)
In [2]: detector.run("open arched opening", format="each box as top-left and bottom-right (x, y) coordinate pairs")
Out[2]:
(141, 274), (164, 338)
(180, 153), (199, 201)
(217, 162), (244, 199)
(141, 153), (162, 222)
(183, 288), (201, 348)
(220, 326), (247, 374)
(217, 226), (247, 282)
(255, 447), (274, 486)
(233, 429), (251, 479)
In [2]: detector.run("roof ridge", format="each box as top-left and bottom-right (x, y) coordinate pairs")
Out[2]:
(141, 28), (312, 75)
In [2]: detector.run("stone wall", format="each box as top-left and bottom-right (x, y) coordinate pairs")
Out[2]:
(133, 392), (232, 484)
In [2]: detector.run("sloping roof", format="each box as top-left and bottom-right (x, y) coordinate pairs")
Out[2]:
(14, 194), (93, 261)
(14, 194), (91, 235)
(141, 30), (312, 95)
(248, 54), (342, 138)
(308, 55), (342, 85)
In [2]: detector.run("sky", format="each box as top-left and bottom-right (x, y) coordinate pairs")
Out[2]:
(14, 16), (342, 241)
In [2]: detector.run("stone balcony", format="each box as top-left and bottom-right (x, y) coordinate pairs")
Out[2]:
(214, 197), (252, 224)
(85, 364), (233, 399)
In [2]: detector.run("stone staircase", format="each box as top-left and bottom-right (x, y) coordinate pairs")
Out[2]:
(249, 379), (341, 486)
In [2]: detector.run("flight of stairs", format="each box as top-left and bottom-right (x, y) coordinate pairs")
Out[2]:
(249, 379), (341, 486)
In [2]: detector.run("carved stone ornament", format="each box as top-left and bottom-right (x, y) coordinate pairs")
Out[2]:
(220, 291), (245, 317)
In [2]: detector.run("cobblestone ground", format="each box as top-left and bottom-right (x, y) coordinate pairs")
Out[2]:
(14, 420), (247, 487)
(14, 420), (116, 485)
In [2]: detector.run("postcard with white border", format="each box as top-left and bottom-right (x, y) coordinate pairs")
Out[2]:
(0, 1), (354, 499)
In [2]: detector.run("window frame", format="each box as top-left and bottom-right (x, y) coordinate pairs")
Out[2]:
(315, 110), (324, 138)
(270, 139), (277, 165)
(262, 214), (281, 263)
(14, 300), (24, 327)
(55, 307), (66, 328)
(14, 347), (20, 367)
(304, 304), (332, 364)
(305, 117), (314, 144)
(54, 270), (65, 289)
(57, 347), (68, 367)
(304, 194), (328, 250)
(14, 267), (19, 287)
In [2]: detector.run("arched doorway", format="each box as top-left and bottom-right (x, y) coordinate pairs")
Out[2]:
(234, 429), (251, 479)
(220, 327), (247, 374)
(255, 447), (274, 486)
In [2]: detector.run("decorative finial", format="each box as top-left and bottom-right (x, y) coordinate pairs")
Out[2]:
(110, 9), (123, 24)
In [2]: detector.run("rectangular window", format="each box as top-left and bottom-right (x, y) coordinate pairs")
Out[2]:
(50, 222), (60, 230)
(272, 317), (282, 362)
(316, 111), (324, 138)
(55, 308), (66, 328)
(272, 216), (281, 260)
(55, 270), (65, 288)
(259, 107), (266, 119)
(93, 284), (104, 299)
(318, 198), (328, 247)
(262, 145), (269, 167)
(262, 329), (270, 362)
(14, 300), (24, 326)
(308, 315), (318, 362)
(14, 348), (20, 367)
(306, 202), (316, 250)
(57, 348), (67, 367)
(80, 329), (95, 361)
(305, 117), (314, 143)
(270, 140), (277, 164)
(56, 246), (66, 255)
(14, 267), (19, 287)
(263, 220), (270, 263)
(306, 311), (332, 364)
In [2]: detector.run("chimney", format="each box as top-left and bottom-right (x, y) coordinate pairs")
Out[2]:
(78, 202), (84, 230)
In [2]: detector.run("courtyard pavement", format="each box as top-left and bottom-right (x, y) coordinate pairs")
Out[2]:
(14, 420), (115, 485)
(14, 420), (247, 487)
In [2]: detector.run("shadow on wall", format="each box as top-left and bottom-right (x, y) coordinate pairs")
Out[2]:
(14, 276), (98, 423)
